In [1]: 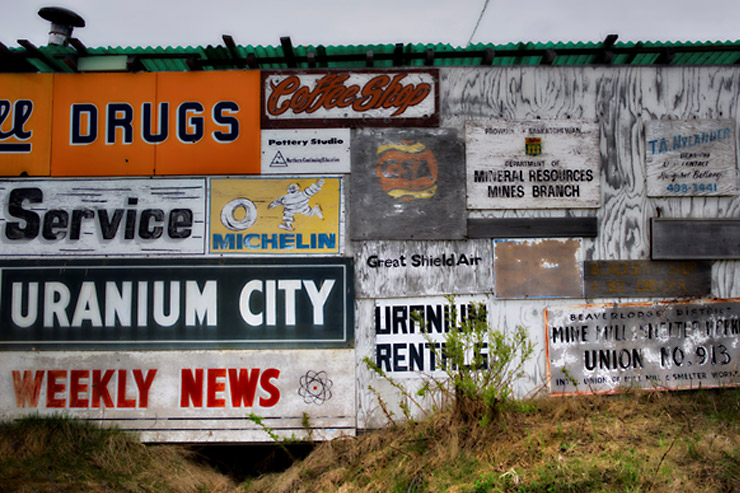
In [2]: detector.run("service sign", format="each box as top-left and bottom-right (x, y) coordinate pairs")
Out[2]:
(50, 72), (261, 176)
(0, 258), (353, 349)
(350, 128), (466, 240)
(584, 260), (712, 299)
(546, 299), (740, 395)
(0, 74), (53, 176)
(466, 120), (601, 209)
(645, 120), (737, 197)
(262, 69), (439, 128)
(209, 176), (343, 255)
(1, 349), (355, 442)
(0, 178), (206, 256)
(354, 240), (493, 298)
(373, 295), (491, 377)
(261, 129), (351, 174)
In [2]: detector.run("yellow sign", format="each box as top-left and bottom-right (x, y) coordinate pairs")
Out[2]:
(0, 74), (53, 176)
(210, 176), (342, 255)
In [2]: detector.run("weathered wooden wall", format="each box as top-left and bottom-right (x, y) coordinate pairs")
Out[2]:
(355, 66), (740, 429)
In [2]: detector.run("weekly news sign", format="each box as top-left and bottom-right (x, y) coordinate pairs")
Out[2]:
(0, 258), (354, 350)
(0, 349), (356, 442)
(261, 69), (439, 128)
(546, 299), (740, 395)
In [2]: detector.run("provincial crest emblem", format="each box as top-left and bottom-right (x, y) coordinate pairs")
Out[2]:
(525, 137), (542, 156)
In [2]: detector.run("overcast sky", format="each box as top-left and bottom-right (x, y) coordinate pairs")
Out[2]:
(1, 0), (739, 49)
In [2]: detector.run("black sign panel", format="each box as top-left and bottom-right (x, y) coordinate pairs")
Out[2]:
(651, 218), (740, 259)
(350, 128), (466, 240)
(0, 258), (354, 350)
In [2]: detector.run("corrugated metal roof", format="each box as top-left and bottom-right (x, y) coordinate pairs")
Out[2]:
(2, 36), (740, 73)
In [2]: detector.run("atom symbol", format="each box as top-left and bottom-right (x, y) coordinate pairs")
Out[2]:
(298, 370), (333, 405)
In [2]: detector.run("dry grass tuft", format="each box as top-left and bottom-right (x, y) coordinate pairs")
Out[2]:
(247, 388), (740, 492)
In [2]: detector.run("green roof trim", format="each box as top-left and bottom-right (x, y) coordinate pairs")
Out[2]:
(2, 37), (740, 73)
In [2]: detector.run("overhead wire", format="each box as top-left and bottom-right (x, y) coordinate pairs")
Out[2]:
(467, 0), (492, 46)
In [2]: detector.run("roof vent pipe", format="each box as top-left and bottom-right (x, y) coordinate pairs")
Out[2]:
(38, 6), (85, 46)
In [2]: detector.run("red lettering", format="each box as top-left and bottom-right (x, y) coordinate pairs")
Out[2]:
(132, 369), (157, 408)
(180, 368), (203, 407)
(206, 369), (226, 408)
(69, 370), (89, 408)
(259, 368), (281, 408)
(46, 370), (66, 408)
(92, 369), (115, 408)
(12, 370), (44, 408)
(227, 368), (260, 407)
(116, 370), (136, 408)
(267, 73), (431, 118)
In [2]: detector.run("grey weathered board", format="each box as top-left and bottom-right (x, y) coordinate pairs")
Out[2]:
(350, 128), (466, 240)
(468, 217), (598, 238)
(651, 218), (740, 259)
(584, 260), (712, 298)
(354, 239), (493, 298)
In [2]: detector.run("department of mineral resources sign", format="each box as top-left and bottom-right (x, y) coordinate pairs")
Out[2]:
(0, 178), (206, 256)
(0, 349), (355, 443)
(0, 258), (353, 349)
(354, 240), (493, 298)
(465, 120), (601, 209)
(373, 295), (491, 377)
(546, 300), (740, 395)
(262, 70), (439, 128)
(645, 120), (737, 197)
(261, 129), (351, 174)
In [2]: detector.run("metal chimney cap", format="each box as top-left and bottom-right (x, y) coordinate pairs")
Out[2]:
(38, 6), (86, 27)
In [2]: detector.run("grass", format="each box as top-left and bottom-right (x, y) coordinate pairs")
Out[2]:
(249, 387), (740, 492)
(0, 388), (738, 492)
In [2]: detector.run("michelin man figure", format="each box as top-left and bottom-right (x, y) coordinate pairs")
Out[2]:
(268, 179), (324, 231)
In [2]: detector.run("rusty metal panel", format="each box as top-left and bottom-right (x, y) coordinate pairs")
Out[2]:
(645, 120), (737, 197)
(261, 69), (439, 128)
(584, 260), (712, 298)
(651, 218), (740, 260)
(546, 299), (740, 395)
(354, 240), (493, 298)
(350, 128), (466, 240)
(494, 238), (583, 299)
(465, 120), (601, 209)
(0, 177), (206, 257)
(0, 349), (355, 443)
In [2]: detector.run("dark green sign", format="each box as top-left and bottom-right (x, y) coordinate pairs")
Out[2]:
(0, 258), (354, 350)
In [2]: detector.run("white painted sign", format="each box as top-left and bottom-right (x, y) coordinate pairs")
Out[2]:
(465, 120), (601, 209)
(261, 129), (351, 174)
(0, 349), (355, 443)
(546, 299), (740, 395)
(373, 295), (491, 377)
(645, 120), (737, 197)
(354, 240), (493, 298)
(0, 178), (206, 256)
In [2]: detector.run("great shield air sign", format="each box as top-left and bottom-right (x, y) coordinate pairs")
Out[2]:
(261, 70), (439, 128)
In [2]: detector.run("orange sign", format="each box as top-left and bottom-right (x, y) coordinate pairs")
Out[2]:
(0, 74), (53, 176)
(50, 72), (261, 176)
